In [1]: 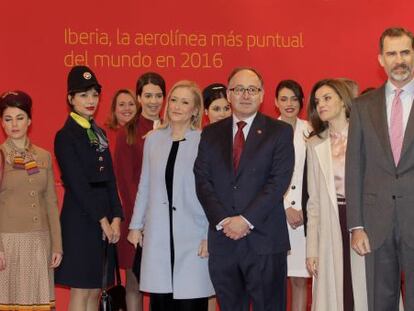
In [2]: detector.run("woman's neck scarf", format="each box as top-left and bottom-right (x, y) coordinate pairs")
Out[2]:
(5, 138), (39, 175)
(70, 112), (108, 152)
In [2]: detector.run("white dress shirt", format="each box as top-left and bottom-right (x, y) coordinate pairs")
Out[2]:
(385, 78), (414, 132)
(232, 112), (257, 140)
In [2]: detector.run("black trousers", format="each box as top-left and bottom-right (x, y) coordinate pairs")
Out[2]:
(338, 200), (354, 311)
(150, 293), (208, 311)
(209, 239), (287, 311)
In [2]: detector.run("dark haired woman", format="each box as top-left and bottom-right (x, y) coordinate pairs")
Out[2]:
(114, 72), (165, 311)
(275, 80), (310, 311)
(0, 91), (62, 310)
(306, 79), (367, 311)
(202, 83), (231, 124)
(54, 66), (123, 311)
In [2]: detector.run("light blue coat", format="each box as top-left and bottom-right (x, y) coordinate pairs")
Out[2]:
(129, 127), (214, 299)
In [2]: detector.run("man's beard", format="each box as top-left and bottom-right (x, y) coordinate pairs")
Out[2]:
(390, 63), (412, 82)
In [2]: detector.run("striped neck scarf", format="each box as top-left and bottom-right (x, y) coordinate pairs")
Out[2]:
(5, 138), (39, 175)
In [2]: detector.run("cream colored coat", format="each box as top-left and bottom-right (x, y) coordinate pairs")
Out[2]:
(306, 130), (368, 311)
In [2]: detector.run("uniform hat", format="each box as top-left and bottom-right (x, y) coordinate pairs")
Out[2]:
(67, 66), (102, 94)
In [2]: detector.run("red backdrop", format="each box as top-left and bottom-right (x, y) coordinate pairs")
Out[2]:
(1, 0), (414, 309)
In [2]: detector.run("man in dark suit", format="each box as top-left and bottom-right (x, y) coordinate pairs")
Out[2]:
(194, 67), (294, 311)
(346, 27), (414, 311)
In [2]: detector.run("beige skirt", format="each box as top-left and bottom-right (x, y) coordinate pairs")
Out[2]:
(0, 231), (55, 310)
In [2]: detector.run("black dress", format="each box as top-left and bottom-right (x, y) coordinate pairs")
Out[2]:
(150, 140), (208, 311)
(54, 116), (123, 288)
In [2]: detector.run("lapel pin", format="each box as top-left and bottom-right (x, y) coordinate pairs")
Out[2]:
(257, 129), (262, 134)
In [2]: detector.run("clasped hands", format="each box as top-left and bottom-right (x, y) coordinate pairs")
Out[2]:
(100, 217), (121, 243)
(221, 216), (250, 240)
(285, 207), (303, 229)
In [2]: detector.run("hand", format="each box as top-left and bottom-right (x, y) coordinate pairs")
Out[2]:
(285, 207), (304, 229)
(50, 252), (63, 268)
(222, 216), (250, 240)
(306, 257), (318, 277)
(127, 229), (143, 248)
(351, 228), (371, 256)
(0, 251), (6, 271)
(198, 239), (208, 258)
(110, 218), (121, 243)
(100, 217), (114, 243)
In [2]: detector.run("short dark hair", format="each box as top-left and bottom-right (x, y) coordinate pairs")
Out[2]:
(275, 80), (304, 110)
(0, 90), (32, 119)
(203, 83), (227, 109)
(136, 72), (166, 97)
(379, 27), (414, 53)
(227, 67), (264, 87)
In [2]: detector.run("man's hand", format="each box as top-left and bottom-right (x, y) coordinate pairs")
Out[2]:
(285, 207), (303, 229)
(222, 216), (250, 240)
(351, 228), (371, 256)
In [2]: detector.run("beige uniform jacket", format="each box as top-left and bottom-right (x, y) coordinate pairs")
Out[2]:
(0, 143), (62, 253)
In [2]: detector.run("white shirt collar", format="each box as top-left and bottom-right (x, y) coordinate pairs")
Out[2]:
(232, 112), (257, 128)
(385, 78), (414, 96)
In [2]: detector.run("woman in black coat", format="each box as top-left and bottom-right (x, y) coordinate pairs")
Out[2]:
(54, 66), (123, 311)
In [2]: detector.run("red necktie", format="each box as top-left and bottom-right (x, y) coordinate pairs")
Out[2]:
(390, 89), (403, 165)
(233, 121), (247, 171)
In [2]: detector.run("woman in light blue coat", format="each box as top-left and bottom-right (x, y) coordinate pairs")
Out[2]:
(128, 80), (214, 311)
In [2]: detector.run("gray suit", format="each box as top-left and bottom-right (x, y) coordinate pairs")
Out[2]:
(346, 84), (414, 311)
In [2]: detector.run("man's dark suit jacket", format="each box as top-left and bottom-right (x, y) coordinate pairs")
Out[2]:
(194, 112), (294, 255)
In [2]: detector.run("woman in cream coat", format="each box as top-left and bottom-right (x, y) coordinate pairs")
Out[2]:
(306, 79), (367, 311)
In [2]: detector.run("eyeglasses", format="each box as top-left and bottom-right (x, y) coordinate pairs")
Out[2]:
(229, 86), (262, 96)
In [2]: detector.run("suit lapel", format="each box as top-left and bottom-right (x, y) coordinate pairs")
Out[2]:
(220, 118), (234, 178)
(400, 98), (414, 163)
(314, 132), (338, 216)
(235, 113), (266, 179)
(368, 86), (395, 167)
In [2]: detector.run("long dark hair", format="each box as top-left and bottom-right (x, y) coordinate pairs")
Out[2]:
(307, 79), (352, 138)
(124, 72), (166, 145)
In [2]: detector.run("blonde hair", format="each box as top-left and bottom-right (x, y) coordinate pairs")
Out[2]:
(160, 80), (204, 130)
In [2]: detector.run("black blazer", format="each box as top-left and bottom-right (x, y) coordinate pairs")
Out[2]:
(194, 113), (294, 255)
(54, 116), (123, 222)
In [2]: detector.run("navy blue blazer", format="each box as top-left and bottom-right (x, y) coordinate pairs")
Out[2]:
(194, 112), (294, 255)
(54, 116), (123, 288)
(54, 116), (123, 222)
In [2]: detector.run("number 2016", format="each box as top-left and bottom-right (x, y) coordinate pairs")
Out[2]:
(180, 52), (223, 68)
